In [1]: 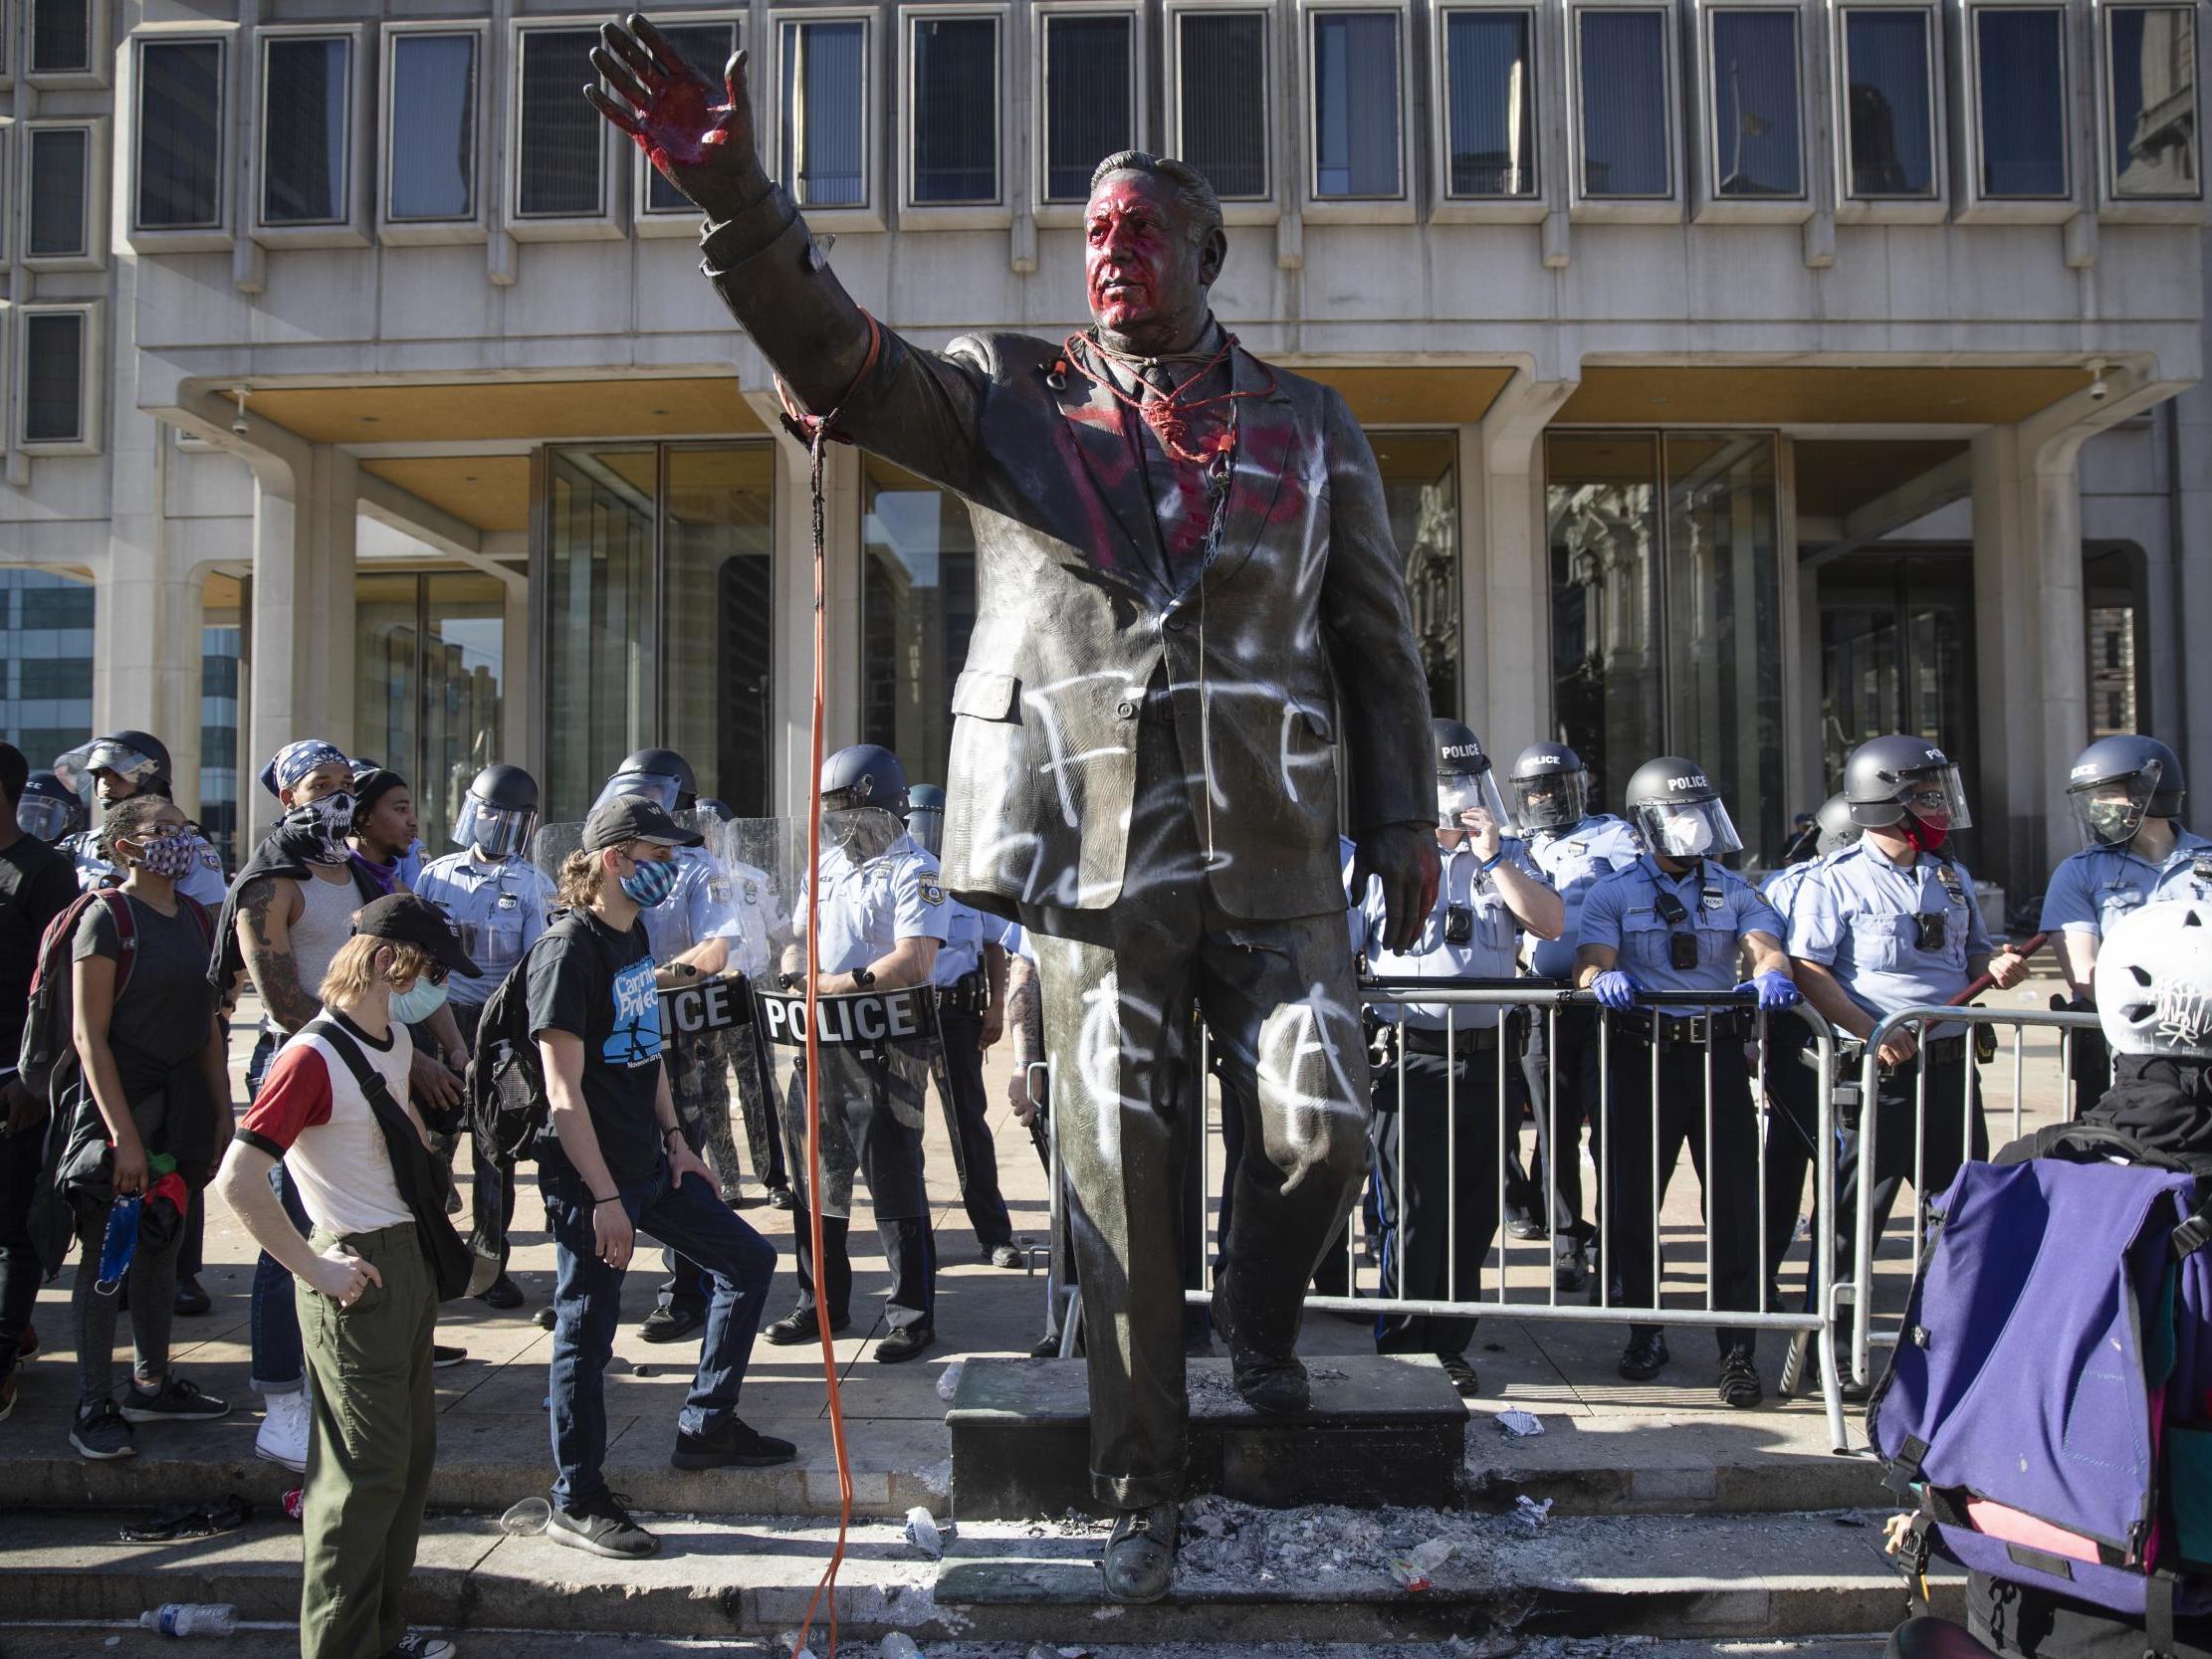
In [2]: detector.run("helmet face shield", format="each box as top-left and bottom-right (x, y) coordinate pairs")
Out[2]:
(1633, 797), (1744, 861)
(55, 738), (161, 797)
(454, 796), (538, 858)
(2069, 762), (2161, 849)
(1510, 768), (1588, 834)
(1438, 769), (1511, 834)
(17, 795), (73, 843)
(1898, 762), (1973, 832)
(905, 803), (945, 858)
(590, 771), (682, 815)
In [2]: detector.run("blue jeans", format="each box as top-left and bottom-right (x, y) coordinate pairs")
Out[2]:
(245, 1031), (311, 1394)
(543, 1158), (775, 1511)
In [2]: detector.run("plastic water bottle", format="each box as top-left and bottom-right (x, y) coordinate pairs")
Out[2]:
(139, 1603), (238, 1636)
(95, 1195), (142, 1296)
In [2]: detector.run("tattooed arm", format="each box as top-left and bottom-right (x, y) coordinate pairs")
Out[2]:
(235, 874), (320, 1033)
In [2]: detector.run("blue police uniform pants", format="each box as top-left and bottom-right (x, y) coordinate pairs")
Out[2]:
(1369, 1042), (1503, 1359)
(1520, 1004), (1602, 1253)
(244, 1030), (313, 1394)
(1598, 1026), (1761, 1359)
(542, 1159), (775, 1512)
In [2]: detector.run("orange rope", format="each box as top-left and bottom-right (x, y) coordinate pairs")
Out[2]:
(787, 314), (883, 1659)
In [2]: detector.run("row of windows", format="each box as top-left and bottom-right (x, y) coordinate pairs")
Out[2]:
(4, 0), (2194, 263)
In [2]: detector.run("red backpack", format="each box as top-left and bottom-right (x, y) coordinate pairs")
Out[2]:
(15, 888), (214, 1110)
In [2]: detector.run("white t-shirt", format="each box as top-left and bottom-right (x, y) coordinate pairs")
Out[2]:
(236, 1012), (415, 1237)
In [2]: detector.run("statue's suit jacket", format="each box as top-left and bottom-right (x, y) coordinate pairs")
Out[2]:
(702, 189), (1435, 923)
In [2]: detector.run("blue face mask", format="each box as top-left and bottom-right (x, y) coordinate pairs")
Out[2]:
(390, 974), (449, 1024)
(619, 855), (679, 909)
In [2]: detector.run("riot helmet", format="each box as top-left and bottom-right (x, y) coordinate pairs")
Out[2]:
(1625, 757), (1743, 862)
(2066, 734), (2184, 850)
(1433, 719), (1510, 832)
(453, 763), (541, 859)
(906, 783), (946, 859)
(17, 769), (84, 843)
(693, 797), (736, 823)
(2095, 900), (2212, 1060)
(55, 730), (173, 801)
(1814, 792), (1864, 858)
(591, 746), (697, 815)
(1508, 742), (1590, 835)
(1843, 734), (1974, 833)
(822, 743), (909, 815)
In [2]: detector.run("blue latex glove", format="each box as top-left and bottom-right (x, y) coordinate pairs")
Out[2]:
(1736, 968), (1801, 1011)
(1590, 969), (1642, 1011)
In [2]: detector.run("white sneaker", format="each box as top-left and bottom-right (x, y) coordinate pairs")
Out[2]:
(254, 1389), (310, 1473)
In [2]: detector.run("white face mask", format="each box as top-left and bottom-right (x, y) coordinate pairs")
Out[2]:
(1438, 780), (1487, 826)
(1660, 813), (1714, 859)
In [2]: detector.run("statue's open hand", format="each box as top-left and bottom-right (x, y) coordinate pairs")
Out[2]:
(587, 14), (760, 221)
(1355, 824), (1442, 954)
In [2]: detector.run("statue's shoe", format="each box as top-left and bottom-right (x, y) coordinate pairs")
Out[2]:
(1213, 1292), (1311, 1413)
(1101, 1502), (1179, 1603)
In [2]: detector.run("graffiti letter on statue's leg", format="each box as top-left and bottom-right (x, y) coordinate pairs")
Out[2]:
(591, 26), (1443, 1602)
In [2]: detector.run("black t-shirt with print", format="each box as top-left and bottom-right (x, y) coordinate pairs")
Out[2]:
(527, 909), (666, 1187)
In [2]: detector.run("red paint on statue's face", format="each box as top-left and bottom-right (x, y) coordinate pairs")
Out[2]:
(1084, 172), (1209, 347)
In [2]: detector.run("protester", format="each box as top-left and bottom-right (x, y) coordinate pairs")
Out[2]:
(0, 742), (89, 1421)
(215, 894), (479, 1659)
(535, 794), (789, 1559)
(60, 794), (230, 1458)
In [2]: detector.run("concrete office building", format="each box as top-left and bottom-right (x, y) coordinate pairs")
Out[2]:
(0, 0), (2205, 899)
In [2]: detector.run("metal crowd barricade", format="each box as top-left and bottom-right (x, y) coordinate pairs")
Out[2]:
(1847, 1003), (2103, 1389)
(1163, 982), (1852, 1451)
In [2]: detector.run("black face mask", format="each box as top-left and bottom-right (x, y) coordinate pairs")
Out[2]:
(275, 792), (354, 865)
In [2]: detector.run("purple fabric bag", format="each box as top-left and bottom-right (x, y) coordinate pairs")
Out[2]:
(1869, 1141), (2212, 1631)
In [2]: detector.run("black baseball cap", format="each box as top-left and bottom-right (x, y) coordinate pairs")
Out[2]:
(583, 793), (705, 853)
(351, 893), (484, 978)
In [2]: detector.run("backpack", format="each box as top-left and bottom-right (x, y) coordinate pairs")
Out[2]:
(1870, 1124), (2212, 1656)
(465, 912), (585, 1168)
(16, 889), (214, 1110)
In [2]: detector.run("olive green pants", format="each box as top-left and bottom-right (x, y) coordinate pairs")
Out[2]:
(296, 1220), (437, 1659)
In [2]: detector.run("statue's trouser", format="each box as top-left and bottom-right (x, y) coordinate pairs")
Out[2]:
(1021, 716), (1372, 1509)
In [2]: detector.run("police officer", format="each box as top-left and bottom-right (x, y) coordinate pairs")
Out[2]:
(2042, 736), (2206, 1102)
(1362, 721), (1563, 1397)
(589, 749), (746, 1342)
(1756, 790), (1862, 1288)
(691, 801), (797, 1211)
(1574, 759), (1798, 1406)
(764, 743), (948, 1363)
(53, 731), (227, 905)
(907, 784), (1021, 1268)
(1507, 742), (1644, 1290)
(415, 763), (558, 1309)
(1788, 736), (2029, 1386)
(15, 770), (84, 844)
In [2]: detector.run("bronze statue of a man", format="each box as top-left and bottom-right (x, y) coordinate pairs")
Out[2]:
(590, 17), (1440, 1601)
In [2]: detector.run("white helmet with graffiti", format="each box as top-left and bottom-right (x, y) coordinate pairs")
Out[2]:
(2095, 900), (2212, 1060)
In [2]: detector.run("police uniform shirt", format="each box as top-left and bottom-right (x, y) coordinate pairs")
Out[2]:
(395, 840), (426, 892)
(1359, 837), (1551, 1031)
(69, 831), (229, 909)
(1578, 856), (1783, 1019)
(930, 896), (989, 988)
(704, 858), (790, 980)
(1789, 843), (1992, 1038)
(1340, 835), (1370, 959)
(2145, 831), (2212, 905)
(413, 850), (556, 1007)
(1528, 814), (1645, 979)
(2039, 831), (2212, 939)
(640, 843), (735, 965)
(793, 833), (953, 976)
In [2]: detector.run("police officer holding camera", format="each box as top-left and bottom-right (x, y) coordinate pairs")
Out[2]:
(1574, 758), (1797, 1407)
(1362, 721), (1562, 1397)
(1788, 736), (2028, 1386)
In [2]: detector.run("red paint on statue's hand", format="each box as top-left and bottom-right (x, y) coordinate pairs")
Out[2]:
(630, 74), (734, 171)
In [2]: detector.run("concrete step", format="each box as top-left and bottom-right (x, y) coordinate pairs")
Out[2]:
(948, 1355), (1469, 1518)
(0, 1505), (1955, 1646)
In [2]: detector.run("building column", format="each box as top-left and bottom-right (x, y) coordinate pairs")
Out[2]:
(1970, 366), (2187, 893)
(2168, 375), (2212, 801)
(248, 445), (360, 774)
(1461, 373), (1576, 759)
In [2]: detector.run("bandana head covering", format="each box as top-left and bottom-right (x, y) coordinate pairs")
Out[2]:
(260, 738), (350, 800)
